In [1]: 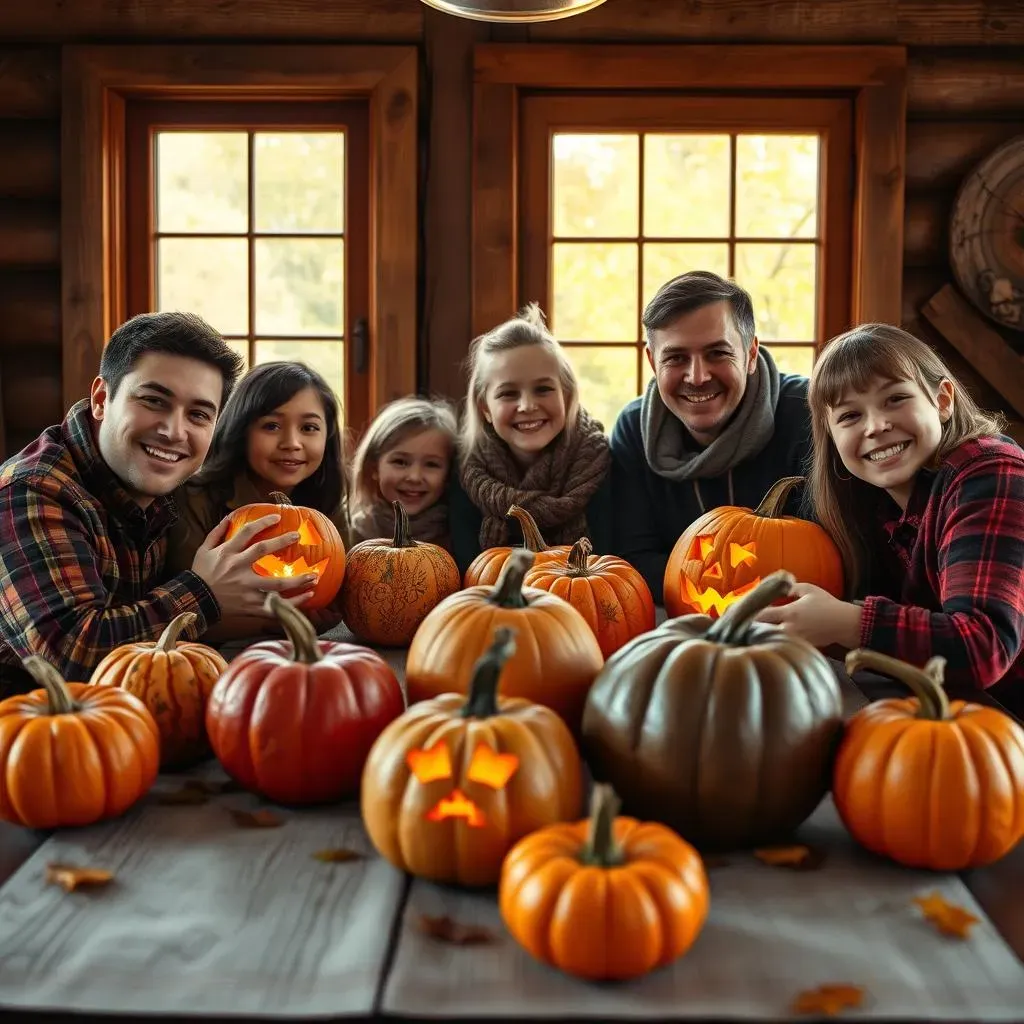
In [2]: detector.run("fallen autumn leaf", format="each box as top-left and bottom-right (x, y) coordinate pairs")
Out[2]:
(792, 983), (865, 1016)
(230, 808), (284, 829)
(913, 892), (980, 939)
(45, 863), (114, 893)
(312, 848), (364, 863)
(417, 914), (494, 945)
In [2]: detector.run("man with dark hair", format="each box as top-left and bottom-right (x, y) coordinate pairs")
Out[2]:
(0, 311), (320, 691)
(610, 271), (813, 598)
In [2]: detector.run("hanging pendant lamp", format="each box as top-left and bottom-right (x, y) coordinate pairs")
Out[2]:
(420, 0), (609, 23)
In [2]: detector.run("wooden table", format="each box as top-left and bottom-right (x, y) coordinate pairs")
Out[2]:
(0, 629), (1021, 1023)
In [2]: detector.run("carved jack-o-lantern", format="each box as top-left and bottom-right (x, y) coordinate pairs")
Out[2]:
(361, 627), (583, 886)
(225, 491), (346, 611)
(663, 477), (844, 619)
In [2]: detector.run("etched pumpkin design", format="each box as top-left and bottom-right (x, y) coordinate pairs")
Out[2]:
(340, 500), (461, 646)
(663, 476), (844, 618)
(224, 490), (345, 610)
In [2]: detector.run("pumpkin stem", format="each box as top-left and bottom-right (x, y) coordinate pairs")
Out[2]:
(461, 627), (516, 719)
(845, 649), (950, 721)
(565, 537), (593, 576)
(269, 491), (294, 507)
(705, 570), (795, 644)
(263, 593), (323, 665)
(490, 549), (535, 609)
(752, 476), (805, 518)
(391, 500), (416, 548)
(579, 783), (625, 867)
(22, 656), (79, 715)
(506, 505), (550, 553)
(154, 612), (197, 652)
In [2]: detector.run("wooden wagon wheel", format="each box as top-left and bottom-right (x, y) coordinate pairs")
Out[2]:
(949, 134), (1024, 334)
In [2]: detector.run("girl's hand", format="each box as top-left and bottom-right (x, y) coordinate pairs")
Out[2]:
(755, 582), (863, 650)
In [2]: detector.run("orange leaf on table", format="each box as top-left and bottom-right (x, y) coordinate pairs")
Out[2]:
(792, 984), (865, 1016)
(913, 892), (980, 939)
(45, 863), (114, 893)
(312, 847), (364, 863)
(754, 844), (826, 870)
(230, 808), (284, 829)
(417, 914), (494, 945)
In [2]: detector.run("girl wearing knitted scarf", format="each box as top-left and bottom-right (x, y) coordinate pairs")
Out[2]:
(348, 396), (457, 550)
(458, 303), (611, 551)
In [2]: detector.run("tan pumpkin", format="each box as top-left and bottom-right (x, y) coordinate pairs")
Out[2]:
(90, 612), (226, 768)
(463, 504), (571, 587)
(523, 537), (656, 657)
(340, 500), (461, 646)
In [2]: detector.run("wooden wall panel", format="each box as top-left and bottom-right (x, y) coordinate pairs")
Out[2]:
(0, 120), (59, 198)
(907, 50), (1024, 115)
(0, 49), (60, 117)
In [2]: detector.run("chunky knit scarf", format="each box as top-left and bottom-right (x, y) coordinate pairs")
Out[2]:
(459, 408), (611, 550)
(349, 499), (451, 551)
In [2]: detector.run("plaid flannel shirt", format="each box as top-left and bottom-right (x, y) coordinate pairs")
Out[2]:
(0, 400), (220, 693)
(859, 435), (1024, 692)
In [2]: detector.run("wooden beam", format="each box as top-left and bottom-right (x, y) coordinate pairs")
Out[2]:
(0, 120), (58, 198)
(0, 0), (422, 40)
(0, 269), (59, 347)
(902, 191), (949, 268)
(922, 284), (1024, 419)
(0, 48), (59, 118)
(895, 2), (1024, 45)
(908, 51), (1024, 116)
(0, 199), (59, 268)
(905, 120), (1023, 192)
(476, 43), (905, 89)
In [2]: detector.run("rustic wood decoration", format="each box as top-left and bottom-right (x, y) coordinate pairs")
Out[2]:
(950, 135), (1024, 332)
(421, 0), (606, 21)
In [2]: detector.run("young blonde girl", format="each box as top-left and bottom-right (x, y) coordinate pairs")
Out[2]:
(450, 302), (612, 574)
(348, 396), (457, 548)
(758, 323), (1024, 697)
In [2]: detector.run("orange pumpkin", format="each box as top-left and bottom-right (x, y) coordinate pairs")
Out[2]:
(835, 648), (1024, 871)
(463, 504), (571, 588)
(0, 657), (160, 828)
(523, 537), (655, 658)
(406, 549), (603, 734)
(225, 490), (346, 610)
(89, 612), (226, 769)
(663, 476), (844, 618)
(362, 627), (583, 886)
(499, 783), (709, 981)
(340, 500), (461, 646)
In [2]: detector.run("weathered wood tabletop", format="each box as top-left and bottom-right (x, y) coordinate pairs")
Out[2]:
(0, 624), (1021, 1023)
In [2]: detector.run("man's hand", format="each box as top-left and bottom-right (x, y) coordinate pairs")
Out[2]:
(191, 513), (318, 616)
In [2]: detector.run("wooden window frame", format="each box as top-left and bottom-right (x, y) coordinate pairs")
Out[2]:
(472, 43), (906, 341)
(62, 44), (418, 416)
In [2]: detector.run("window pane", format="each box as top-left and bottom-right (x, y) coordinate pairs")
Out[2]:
(157, 238), (248, 336)
(254, 132), (345, 233)
(764, 344), (816, 378)
(564, 345), (638, 437)
(735, 242), (817, 342)
(643, 135), (730, 238)
(735, 135), (819, 239)
(254, 238), (344, 336)
(642, 243), (730, 319)
(255, 340), (345, 405)
(225, 339), (250, 371)
(551, 242), (638, 342)
(156, 132), (247, 234)
(552, 134), (639, 238)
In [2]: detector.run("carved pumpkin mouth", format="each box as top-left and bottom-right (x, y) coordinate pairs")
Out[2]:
(682, 575), (762, 615)
(252, 519), (330, 579)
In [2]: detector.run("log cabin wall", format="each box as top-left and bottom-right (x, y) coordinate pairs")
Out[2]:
(1, 0), (1023, 457)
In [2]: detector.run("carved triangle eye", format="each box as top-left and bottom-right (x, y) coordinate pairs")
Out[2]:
(687, 534), (717, 561)
(729, 541), (757, 568)
(297, 519), (322, 546)
(703, 561), (723, 580)
(466, 743), (519, 789)
(406, 740), (452, 783)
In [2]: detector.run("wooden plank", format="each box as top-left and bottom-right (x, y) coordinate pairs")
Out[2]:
(905, 120), (1023, 192)
(0, 0), (422, 39)
(902, 191), (949, 268)
(908, 52), (1024, 116)
(423, 8), (486, 400)
(0, 49), (59, 118)
(896, 1), (1024, 45)
(0, 269), (59, 347)
(527, 0), (898, 42)
(382, 796), (1024, 1017)
(0, 120), (59, 198)
(0, 347), (61, 441)
(0, 777), (407, 1017)
(475, 43), (906, 89)
(0, 199), (59, 268)
(922, 283), (1024, 419)
(902, 265), (948, 325)
(851, 69), (906, 325)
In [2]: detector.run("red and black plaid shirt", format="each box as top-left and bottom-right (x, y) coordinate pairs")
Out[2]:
(0, 400), (220, 692)
(860, 435), (1024, 694)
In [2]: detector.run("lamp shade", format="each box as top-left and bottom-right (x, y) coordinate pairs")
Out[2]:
(420, 0), (609, 22)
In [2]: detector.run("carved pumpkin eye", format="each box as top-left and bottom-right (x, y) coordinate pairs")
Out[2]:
(730, 541), (757, 568)
(466, 743), (519, 789)
(297, 519), (322, 546)
(687, 534), (717, 561)
(406, 739), (452, 782)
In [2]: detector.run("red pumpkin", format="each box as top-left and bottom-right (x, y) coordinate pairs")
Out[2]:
(663, 476), (844, 618)
(225, 490), (346, 610)
(205, 595), (404, 805)
(523, 537), (655, 657)
(463, 504), (571, 588)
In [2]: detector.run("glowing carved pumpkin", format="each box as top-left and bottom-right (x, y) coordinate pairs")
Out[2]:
(663, 476), (844, 619)
(362, 626), (583, 886)
(225, 491), (346, 611)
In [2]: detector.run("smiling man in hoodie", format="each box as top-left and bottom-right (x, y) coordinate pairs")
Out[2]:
(609, 271), (813, 600)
